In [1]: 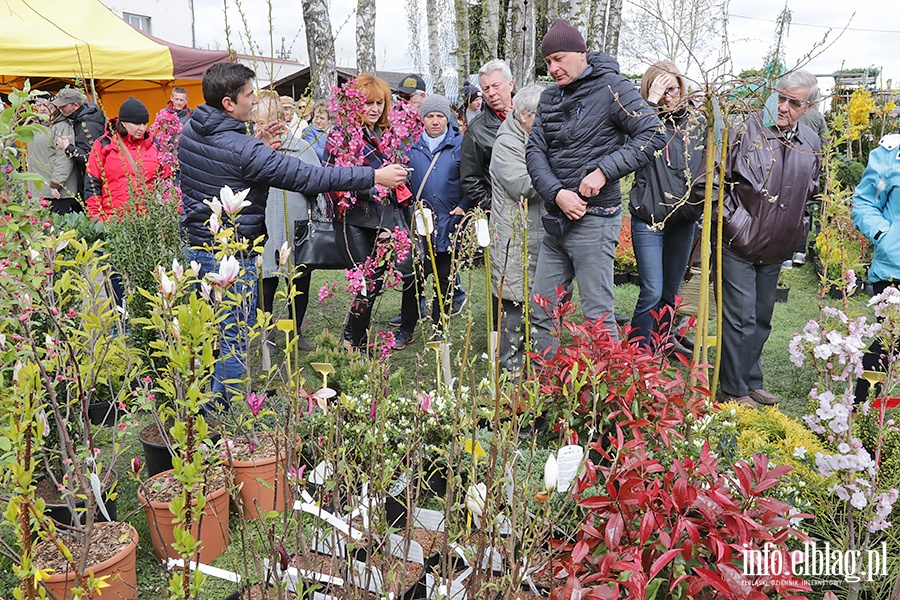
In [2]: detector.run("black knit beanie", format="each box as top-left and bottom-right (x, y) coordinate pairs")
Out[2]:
(118, 97), (149, 124)
(541, 19), (587, 57)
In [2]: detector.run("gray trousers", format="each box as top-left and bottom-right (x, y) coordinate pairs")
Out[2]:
(531, 213), (621, 357)
(718, 250), (781, 396)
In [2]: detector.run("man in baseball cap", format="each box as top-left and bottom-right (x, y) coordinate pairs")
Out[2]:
(397, 73), (427, 108)
(52, 87), (106, 202)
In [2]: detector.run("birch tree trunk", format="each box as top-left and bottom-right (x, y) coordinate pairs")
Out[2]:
(546, 0), (562, 22)
(426, 0), (444, 93)
(454, 0), (470, 91)
(302, 0), (337, 101)
(484, 0), (501, 59)
(567, 0), (589, 41)
(506, 0), (535, 86)
(407, 0), (424, 72)
(587, 0), (609, 51)
(604, 0), (623, 56)
(356, 0), (377, 73)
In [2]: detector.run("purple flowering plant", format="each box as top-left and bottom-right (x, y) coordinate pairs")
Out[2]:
(788, 279), (900, 577)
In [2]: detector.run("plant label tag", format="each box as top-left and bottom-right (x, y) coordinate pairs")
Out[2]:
(310, 460), (333, 485)
(556, 445), (584, 492)
(462, 438), (487, 458)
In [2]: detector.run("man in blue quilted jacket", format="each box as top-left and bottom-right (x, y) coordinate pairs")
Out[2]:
(526, 19), (662, 358)
(179, 62), (407, 410)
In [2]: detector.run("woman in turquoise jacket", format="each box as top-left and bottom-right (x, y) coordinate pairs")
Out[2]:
(851, 132), (900, 402)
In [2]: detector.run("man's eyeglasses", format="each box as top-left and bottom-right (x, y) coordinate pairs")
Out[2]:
(776, 93), (809, 109)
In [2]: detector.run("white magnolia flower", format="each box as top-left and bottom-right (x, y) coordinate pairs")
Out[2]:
(206, 255), (241, 287)
(199, 281), (212, 301)
(159, 271), (176, 298)
(465, 482), (487, 518)
(220, 185), (251, 215)
(279, 241), (291, 267)
(190, 260), (202, 276)
(544, 453), (558, 492)
(204, 197), (223, 217)
(170, 318), (181, 341)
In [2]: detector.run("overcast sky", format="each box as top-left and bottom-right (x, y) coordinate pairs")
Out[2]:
(193, 0), (899, 92)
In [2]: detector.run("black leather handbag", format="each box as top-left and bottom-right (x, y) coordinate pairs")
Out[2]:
(293, 194), (348, 270)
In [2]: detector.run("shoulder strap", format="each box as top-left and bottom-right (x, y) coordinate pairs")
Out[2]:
(415, 149), (443, 201)
(113, 135), (147, 190)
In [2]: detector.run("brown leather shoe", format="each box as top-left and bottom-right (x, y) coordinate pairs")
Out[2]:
(718, 393), (758, 408)
(749, 388), (780, 405)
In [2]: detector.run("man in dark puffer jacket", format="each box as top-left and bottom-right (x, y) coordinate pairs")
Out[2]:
(527, 19), (662, 357)
(180, 62), (408, 409)
(52, 87), (107, 203)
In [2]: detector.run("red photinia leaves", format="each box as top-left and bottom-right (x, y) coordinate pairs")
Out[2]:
(555, 446), (810, 599)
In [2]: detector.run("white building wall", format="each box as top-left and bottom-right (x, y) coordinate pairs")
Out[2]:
(99, 0), (194, 47)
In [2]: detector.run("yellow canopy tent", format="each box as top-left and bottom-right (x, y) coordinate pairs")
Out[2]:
(0, 0), (230, 116)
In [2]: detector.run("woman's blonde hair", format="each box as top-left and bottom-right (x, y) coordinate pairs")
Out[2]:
(354, 72), (392, 128)
(639, 60), (686, 103)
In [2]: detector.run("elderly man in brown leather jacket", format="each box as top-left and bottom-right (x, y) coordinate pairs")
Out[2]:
(717, 69), (822, 406)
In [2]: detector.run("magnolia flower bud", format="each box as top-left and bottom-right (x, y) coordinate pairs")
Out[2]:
(209, 212), (221, 235)
(544, 453), (558, 492)
(465, 482), (487, 518)
(132, 456), (142, 475)
(279, 241), (291, 267)
(171, 258), (184, 283)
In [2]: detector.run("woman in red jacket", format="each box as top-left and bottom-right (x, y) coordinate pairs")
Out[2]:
(85, 97), (164, 220)
(85, 97), (165, 312)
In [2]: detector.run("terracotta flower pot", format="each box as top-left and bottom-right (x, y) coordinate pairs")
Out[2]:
(37, 522), (138, 600)
(138, 469), (230, 563)
(228, 452), (291, 518)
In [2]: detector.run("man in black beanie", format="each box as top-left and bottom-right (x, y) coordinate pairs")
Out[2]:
(526, 19), (663, 357)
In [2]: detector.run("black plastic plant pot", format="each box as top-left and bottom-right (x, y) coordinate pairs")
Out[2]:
(88, 401), (119, 426)
(139, 424), (174, 477)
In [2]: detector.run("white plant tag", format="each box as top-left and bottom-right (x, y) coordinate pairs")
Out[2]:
(414, 205), (434, 236)
(475, 218), (490, 247)
(556, 445), (584, 492)
(167, 558), (242, 583)
(90, 471), (111, 522)
(310, 460), (332, 485)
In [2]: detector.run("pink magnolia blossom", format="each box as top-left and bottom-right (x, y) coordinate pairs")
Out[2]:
(247, 391), (266, 417)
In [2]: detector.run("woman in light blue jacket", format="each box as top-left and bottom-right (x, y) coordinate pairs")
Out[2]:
(851, 132), (900, 402)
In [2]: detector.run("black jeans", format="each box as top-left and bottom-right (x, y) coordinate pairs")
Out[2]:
(261, 270), (313, 333)
(337, 223), (388, 348)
